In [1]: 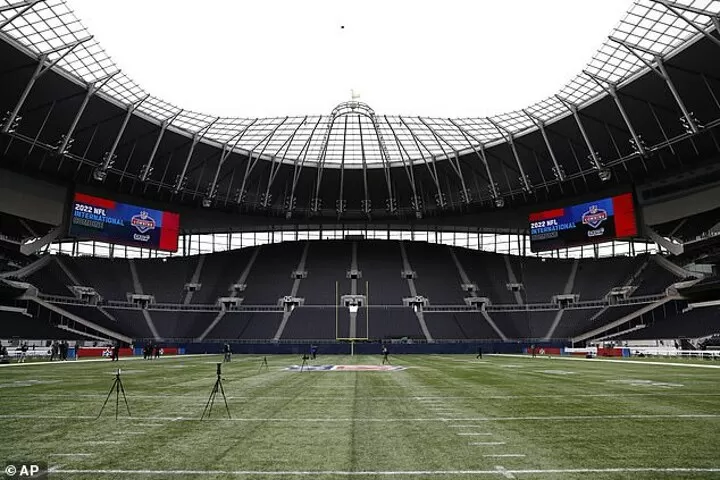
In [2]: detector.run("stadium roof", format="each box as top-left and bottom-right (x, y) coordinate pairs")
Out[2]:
(1, 0), (719, 170)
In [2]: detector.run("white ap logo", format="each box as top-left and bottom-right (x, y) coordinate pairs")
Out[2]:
(4, 464), (41, 477)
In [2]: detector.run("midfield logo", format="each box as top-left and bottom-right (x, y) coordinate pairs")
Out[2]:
(581, 205), (608, 229)
(131, 210), (156, 234)
(283, 364), (407, 372)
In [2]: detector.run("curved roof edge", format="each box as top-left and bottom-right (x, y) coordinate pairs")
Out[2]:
(0, 0), (719, 168)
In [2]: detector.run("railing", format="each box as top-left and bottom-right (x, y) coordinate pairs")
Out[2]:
(135, 337), (566, 345)
(37, 293), (665, 312)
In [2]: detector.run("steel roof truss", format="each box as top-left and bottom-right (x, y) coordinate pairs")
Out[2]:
(369, 116), (394, 207)
(583, 70), (646, 156)
(358, 116), (370, 215)
(263, 117), (306, 205)
(140, 109), (183, 182)
(522, 109), (565, 181)
(448, 119), (499, 200)
(650, 0), (720, 50)
(488, 118), (531, 193)
(96, 94), (149, 179)
(237, 117), (289, 204)
(2, 36), (92, 133)
(609, 36), (699, 134)
(205, 118), (258, 205)
(556, 95), (604, 172)
(419, 117), (469, 203)
(384, 117), (420, 212)
(0, 0), (43, 29)
(172, 116), (219, 193)
(57, 70), (120, 157)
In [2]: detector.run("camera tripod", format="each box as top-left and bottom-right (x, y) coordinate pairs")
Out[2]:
(201, 363), (231, 420)
(97, 369), (130, 420)
(300, 354), (310, 372)
(257, 356), (269, 373)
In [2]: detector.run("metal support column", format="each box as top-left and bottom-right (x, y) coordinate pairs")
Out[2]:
(609, 35), (699, 134)
(3, 39), (93, 134)
(94, 94), (148, 181)
(556, 95), (604, 171)
(141, 110), (182, 182)
(173, 117), (219, 193)
(488, 118), (531, 192)
(583, 70), (646, 156)
(448, 119), (498, 200)
(650, 0), (720, 50)
(522, 109), (564, 181)
(57, 71), (120, 156)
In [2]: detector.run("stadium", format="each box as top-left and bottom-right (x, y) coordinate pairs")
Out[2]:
(1, 0), (720, 478)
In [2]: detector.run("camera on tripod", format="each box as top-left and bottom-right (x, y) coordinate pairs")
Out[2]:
(216, 363), (222, 377)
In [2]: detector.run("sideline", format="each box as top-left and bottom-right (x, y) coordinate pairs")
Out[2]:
(491, 354), (720, 369)
(48, 467), (720, 476)
(0, 353), (233, 368)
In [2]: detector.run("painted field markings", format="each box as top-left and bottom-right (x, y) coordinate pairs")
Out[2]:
(4, 413), (720, 422)
(48, 453), (92, 457)
(47, 467), (720, 476)
(448, 425), (488, 428)
(456, 432), (492, 436)
(484, 454), (526, 458)
(81, 441), (121, 445)
(495, 466), (516, 479)
(468, 442), (506, 446)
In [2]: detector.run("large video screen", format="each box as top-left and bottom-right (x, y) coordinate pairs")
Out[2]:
(69, 193), (180, 252)
(529, 192), (638, 253)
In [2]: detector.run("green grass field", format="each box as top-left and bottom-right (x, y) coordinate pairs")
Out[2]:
(1, 353), (720, 479)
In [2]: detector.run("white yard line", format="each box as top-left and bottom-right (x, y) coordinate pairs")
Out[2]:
(48, 467), (720, 476)
(494, 354), (720, 369)
(0, 354), (209, 368)
(448, 425), (489, 428)
(495, 466), (516, 479)
(457, 433), (492, 436)
(10, 391), (720, 400)
(48, 453), (92, 457)
(468, 442), (506, 446)
(2, 413), (720, 422)
(484, 455), (526, 458)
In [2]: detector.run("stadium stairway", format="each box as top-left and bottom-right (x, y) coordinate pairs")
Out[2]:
(196, 247), (261, 341)
(128, 259), (160, 340)
(273, 242), (311, 340)
(29, 298), (131, 343)
(399, 241), (433, 341)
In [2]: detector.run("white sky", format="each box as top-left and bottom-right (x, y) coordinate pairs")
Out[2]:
(69, 0), (631, 118)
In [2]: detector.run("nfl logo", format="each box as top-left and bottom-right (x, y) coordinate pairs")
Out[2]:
(131, 210), (156, 234)
(582, 205), (608, 229)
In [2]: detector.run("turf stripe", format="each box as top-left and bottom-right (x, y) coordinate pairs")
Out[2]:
(496, 354), (720, 369)
(3, 413), (719, 422)
(49, 467), (720, 476)
(495, 466), (516, 479)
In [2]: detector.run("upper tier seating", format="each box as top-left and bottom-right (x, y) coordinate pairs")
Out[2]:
(298, 242), (350, 305)
(423, 311), (500, 340)
(8, 240), (687, 342)
(356, 241), (409, 304)
(405, 243), (465, 304)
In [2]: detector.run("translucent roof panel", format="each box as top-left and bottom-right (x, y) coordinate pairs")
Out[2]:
(0, 0), (718, 168)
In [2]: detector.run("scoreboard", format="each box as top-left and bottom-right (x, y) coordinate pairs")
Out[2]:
(69, 193), (180, 252)
(529, 193), (638, 253)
